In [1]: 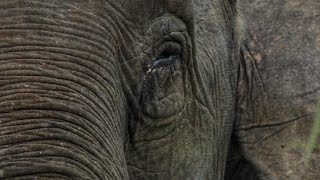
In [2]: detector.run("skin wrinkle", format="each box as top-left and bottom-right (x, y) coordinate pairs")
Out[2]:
(65, 2), (133, 36)
(0, 51), (113, 76)
(0, 58), (113, 96)
(0, 44), (116, 69)
(0, 120), (95, 143)
(0, 47), (117, 80)
(0, 116), (119, 164)
(1, 119), (101, 146)
(0, 137), (115, 178)
(0, 2), (127, 179)
(0, 14), (117, 43)
(0, 27), (116, 56)
(5, 108), (121, 163)
(0, 59), (119, 123)
(0, 119), (98, 146)
(2, 152), (99, 177)
(236, 113), (313, 130)
(138, 30), (188, 60)
(252, 126), (290, 146)
(2, 163), (93, 179)
(1, 86), (106, 118)
(0, 81), (112, 123)
(100, 0), (139, 28)
(0, 76), (114, 124)
(128, 165), (163, 175)
(0, 5), (119, 58)
(0, 0), (240, 179)
(3, 139), (107, 163)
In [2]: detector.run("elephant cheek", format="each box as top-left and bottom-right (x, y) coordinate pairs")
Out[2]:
(126, 97), (231, 179)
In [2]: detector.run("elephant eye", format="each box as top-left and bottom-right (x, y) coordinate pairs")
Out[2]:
(147, 41), (181, 73)
(148, 55), (177, 72)
(141, 41), (183, 95)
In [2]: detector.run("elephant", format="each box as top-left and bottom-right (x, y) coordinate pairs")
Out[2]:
(226, 0), (320, 179)
(0, 0), (319, 180)
(0, 0), (241, 179)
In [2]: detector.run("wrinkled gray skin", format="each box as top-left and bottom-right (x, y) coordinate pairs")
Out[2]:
(226, 0), (320, 179)
(0, 0), (319, 179)
(0, 0), (240, 179)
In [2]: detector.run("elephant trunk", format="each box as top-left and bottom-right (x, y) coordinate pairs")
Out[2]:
(0, 1), (128, 179)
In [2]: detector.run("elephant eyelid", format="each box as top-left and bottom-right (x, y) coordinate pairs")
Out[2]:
(146, 41), (182, 74)
(149, 55), (178, 71)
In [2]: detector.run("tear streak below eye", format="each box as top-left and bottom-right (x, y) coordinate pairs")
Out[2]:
(148, 55), (177, 73)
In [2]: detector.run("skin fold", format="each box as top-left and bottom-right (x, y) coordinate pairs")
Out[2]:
(0, 0), (240, 179)
(1, 0), (318, 179)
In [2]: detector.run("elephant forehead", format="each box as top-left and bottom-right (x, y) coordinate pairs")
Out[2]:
(118, 0), (233, 26)
(119, 0), (191, 23)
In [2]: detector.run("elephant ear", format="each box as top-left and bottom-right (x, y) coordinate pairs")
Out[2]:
(227, 0), (320, 179)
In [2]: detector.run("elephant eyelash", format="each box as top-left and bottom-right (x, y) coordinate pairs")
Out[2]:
(147, 55), (178, 74)
(146, 41), (181, 74)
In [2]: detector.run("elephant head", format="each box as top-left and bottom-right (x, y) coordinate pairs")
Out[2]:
(0, 0), (242, 179)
